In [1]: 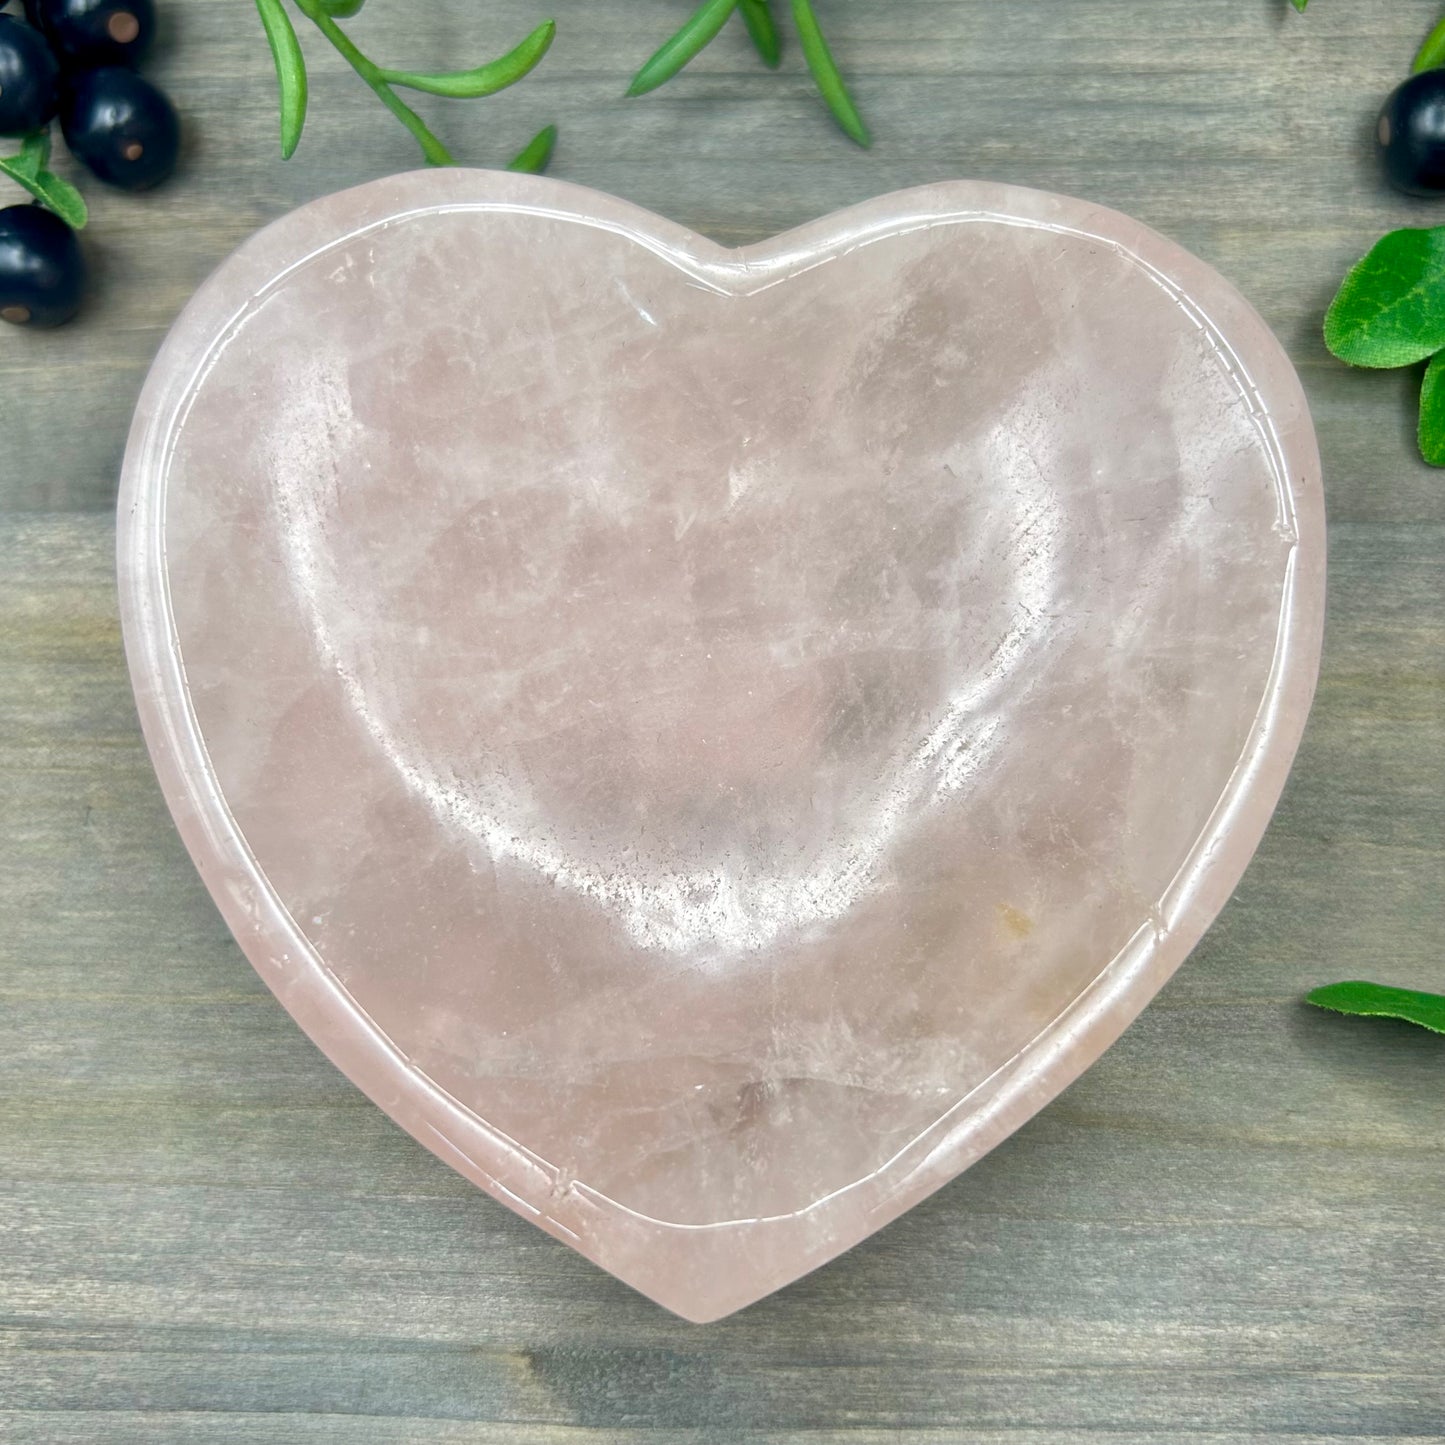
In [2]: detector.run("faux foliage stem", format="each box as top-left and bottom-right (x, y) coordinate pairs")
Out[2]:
(292, 0), (454, 164)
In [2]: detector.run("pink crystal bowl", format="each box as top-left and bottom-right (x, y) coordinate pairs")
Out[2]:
(118, 171), (1325, 1321)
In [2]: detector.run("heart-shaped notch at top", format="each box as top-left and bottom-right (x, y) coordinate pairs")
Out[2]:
(118, 172), (1324, 1322)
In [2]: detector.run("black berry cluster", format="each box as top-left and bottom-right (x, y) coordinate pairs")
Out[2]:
(0, 0), (179, 327)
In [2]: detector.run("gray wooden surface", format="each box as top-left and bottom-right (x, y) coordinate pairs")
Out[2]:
(3, 0), (1443, 1439)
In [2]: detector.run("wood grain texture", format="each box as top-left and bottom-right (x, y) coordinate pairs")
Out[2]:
(1, 0), (1442, 1439)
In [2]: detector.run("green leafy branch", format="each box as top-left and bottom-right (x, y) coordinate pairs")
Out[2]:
(254, 0), (558, 173)
(0, 130), (88, 229)
(1317, 1), (1445, 466)
(1325, 227), (1445, 464)
(628, 0), (872, 149)
(1306, 981), (1445, 1035)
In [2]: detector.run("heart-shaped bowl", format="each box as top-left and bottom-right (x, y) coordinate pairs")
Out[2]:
(118, 171), (1325, 1321)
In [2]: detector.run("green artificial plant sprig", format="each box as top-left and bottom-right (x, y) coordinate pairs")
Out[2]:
(1315, 4), (1445, 465)
(1325, 226), (1445, 464)
(627, 0), (871, 148)
(254, 0), (559, 172)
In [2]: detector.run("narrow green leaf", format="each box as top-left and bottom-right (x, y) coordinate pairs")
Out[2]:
(255, 0), (309, 159)
(1324, 227), (1445, 368)
(379, 19), (555, 99)
(790, 0), (871, 147)
(739, 0), (781, 68)
(1418, 350), (1445, 465)
(1414, 15), (1445, 73)
(1291, 0), (1308, 12)
(627, 0), (739, 98)
(1306, 981), (1445, 1035)
(507, 123), (557, 175)
(318, 0), (365, 14)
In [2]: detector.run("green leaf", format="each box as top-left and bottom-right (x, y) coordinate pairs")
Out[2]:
(506, 123), (557, 175)
(380, 19), (555, 99)
(318, 0), (365, 14)
(1414, 15), (1445, 73)
(739, 0), (781, 68)
(1418, 350), (1445, 465)
(0, 135), (87, 229)
(3, 129), (49, 183)
(1324, 227), (1445, 368)
(627, 0), (739, 98)
(1291, 0), (1308, 12)
(29, 170), (87, 229)
(1306, 981), (1445, 1035)
(790, 0), (871, 147)
(255, 0), (309, 159)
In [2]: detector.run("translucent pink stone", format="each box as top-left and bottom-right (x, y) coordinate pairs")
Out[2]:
(118, 172), (1325, 1321)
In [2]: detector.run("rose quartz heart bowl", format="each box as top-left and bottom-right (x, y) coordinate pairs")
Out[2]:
(118, 171), (1325, 1321)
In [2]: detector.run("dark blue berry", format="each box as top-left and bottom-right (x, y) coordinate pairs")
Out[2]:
(0, 203), (85, 328)
(0, 14), (60, 135)
(33, 0), (154, 68)
(1378, 70), (1445, 197)
(61, 65), (178, 190)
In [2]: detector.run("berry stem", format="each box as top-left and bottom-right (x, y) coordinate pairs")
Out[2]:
(291, 0), (454, 165)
